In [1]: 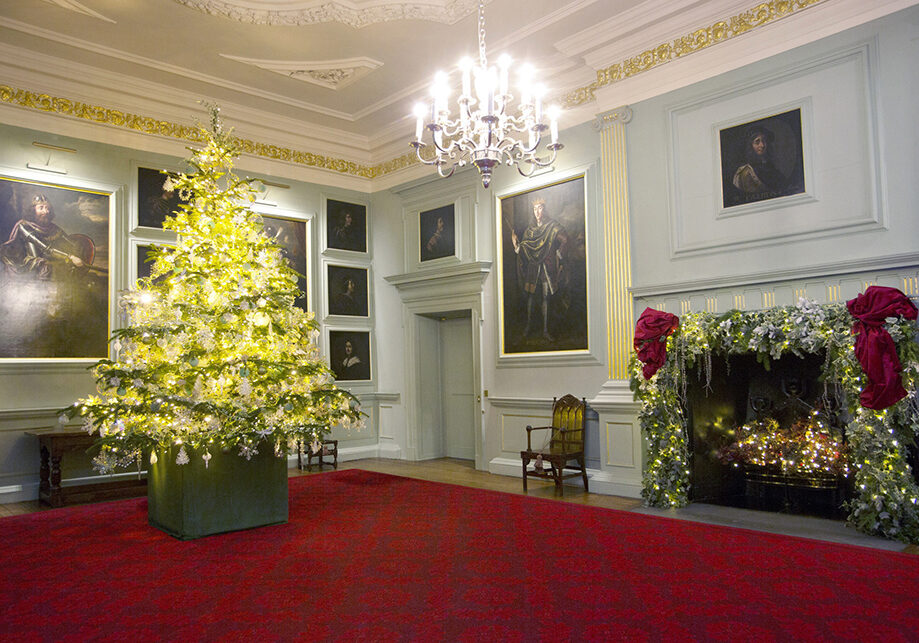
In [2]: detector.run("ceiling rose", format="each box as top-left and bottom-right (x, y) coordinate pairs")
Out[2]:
(173, 0), (481, 28)
(220, 54), (383, 90)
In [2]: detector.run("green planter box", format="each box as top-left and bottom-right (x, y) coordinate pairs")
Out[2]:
(148, 443), (288, 539)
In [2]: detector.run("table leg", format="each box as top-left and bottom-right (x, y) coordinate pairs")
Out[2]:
(38, 445), (51, 497)
(49, 454), (63, 508)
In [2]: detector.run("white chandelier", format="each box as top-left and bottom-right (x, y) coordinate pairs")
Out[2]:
(410, 0), (563, 188)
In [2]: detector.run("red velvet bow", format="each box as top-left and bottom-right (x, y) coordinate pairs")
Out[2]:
(634, 308), (680, 379)
(846, 286), (918, 410)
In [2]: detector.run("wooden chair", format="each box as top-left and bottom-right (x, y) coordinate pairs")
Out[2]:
(521, 395), (589, 495)
(297, 439), (338, 471)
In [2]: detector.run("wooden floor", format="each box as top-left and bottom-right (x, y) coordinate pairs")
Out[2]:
(294, 457), (645, 512)
(3, 457), (917, 554)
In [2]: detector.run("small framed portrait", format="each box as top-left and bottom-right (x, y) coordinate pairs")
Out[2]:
(327, 264), (369, 317)
(326, 199), (367, 253)
(0, 174), (112, 359)
(260, 213), (308, 311)
(497, 174), (588, 356)
(132, 240), (172, 284)
(135, 242), (158, 281)
(719, 108), (806, 209)
(136, 166), (187, 229)
(419, 203), (455, 262)
(328, 330), (371, 381)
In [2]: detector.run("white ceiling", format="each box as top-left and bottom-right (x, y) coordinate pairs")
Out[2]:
(0, 0), (915, 187)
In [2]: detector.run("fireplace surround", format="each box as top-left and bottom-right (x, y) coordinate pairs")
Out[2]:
(631, 295), (919, 543)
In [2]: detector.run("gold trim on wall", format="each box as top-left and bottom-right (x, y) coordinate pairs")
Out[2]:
(594, 107), (633, 381)
(0, 84), (412, 180)
(562, 0), (829, 109)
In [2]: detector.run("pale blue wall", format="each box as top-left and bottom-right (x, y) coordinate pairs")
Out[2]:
(626, 7), (919, 311)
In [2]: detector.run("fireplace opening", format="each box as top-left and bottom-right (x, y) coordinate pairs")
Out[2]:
(686, 353), (851, 519)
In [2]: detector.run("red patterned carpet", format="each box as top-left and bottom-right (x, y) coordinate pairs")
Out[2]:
(1, 469), (917, 641)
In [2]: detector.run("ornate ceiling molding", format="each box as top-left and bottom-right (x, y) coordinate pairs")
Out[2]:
(173, 0), (480, 28)
(561, 0), (830, 109)
(220, 54), (383, 90)
(41, 0), (116, 23)
(0, 0), (844, 184)
(0, 84), (416, 180)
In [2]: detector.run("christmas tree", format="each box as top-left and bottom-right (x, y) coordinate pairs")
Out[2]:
(65, 107), (362, 471)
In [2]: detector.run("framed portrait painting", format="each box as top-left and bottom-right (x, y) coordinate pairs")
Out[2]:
(133, 241), (173, 284)
(498, 175), (588, 356)
(326, 199), (367, 253)
(327, 264), (368, 317)
(136, 166), (187, 229)
(719, 107), (806, 209)
(0, 175), (111, 359)
(261, 213), (308, 311)
(328, 330), (371, 381)
(136, 243), (158, 281)
(419, 203), (455, 262)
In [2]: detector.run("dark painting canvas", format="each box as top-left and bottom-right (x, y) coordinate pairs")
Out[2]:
(329, 330), (371, 381)
(327, 265), (368, 317)
(0, 176), (110, 359)
(326, 199), (366, 253)
(137, 166), (187, 229)
(419, 203), (455, 262)
(720, 108), (805, 208)
(499, 175), (588, 355)
(262, 214), (308, 311)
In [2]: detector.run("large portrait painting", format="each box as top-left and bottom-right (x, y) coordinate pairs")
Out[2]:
(328, 330), (371, 381)
(720, 108), (806, 208)
(261, 214), (308, 311)
(137, 166), (187, 229)
(419, 203), (455, 262)
(0, 176), (110, 359)
(327, 264), (368, 317)
(498, 175), (588, 355)
(326, 199), (367, 253)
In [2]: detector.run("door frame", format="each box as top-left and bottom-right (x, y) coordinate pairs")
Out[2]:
(387, 262), (490, 470)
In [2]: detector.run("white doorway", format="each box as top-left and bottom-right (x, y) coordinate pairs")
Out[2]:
(417, 310), (475, 461)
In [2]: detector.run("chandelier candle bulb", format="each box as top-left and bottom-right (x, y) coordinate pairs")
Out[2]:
(460, 58), (472, 97)
(413, 104), (425, 141)
(498, 54), (511, 97)
(548, 107), (560, 145)
(534, 84), (545, 122)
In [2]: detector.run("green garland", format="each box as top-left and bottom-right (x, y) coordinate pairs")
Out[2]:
(629, 299), (919, 543)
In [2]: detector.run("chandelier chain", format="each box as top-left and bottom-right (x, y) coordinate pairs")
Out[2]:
(478, 0), (487, 67)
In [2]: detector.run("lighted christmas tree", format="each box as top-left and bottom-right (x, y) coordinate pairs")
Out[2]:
(65, 107), (362, 471)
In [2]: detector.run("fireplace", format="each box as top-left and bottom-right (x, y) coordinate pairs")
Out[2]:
(686, 353), (851, 519)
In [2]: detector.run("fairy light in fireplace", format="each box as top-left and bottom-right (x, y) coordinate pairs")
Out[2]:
(717, 414), (850, 476)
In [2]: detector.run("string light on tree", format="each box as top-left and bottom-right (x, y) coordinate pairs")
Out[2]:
(65, 106), (363, 471)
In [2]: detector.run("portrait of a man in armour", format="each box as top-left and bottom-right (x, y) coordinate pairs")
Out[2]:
(499, 176), (588, 355)
(0, 176), (110, 359)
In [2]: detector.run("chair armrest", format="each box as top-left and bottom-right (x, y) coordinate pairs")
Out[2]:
(525, 424), (553, 450)
(527, 424), (556, 451)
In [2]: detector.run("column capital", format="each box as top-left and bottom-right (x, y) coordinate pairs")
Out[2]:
(593, 106), (633, 131)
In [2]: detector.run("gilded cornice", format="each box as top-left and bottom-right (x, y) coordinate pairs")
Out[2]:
(1, 1), (829, 181)
(0, 84), (402, 180)
(563, 0), (829, 109)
